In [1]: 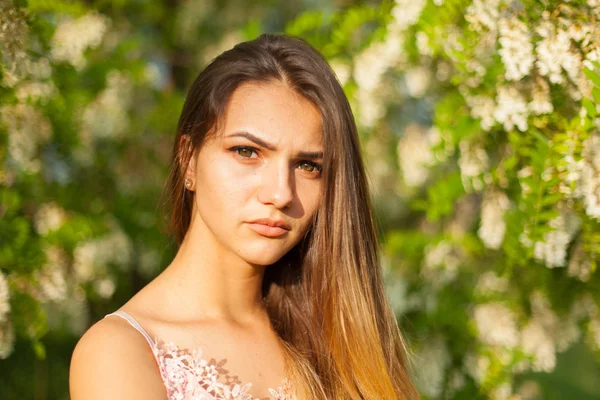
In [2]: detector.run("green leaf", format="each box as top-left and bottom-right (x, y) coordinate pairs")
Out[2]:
(593, 87), (600, 105)
(582, 98), (597, 118)
(583, 67), (600, 88)
(33, 340), (47, 360)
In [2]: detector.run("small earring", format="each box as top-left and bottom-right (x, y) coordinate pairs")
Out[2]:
(185, 179), (193, 189)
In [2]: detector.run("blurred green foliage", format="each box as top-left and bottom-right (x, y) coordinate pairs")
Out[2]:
(1, 0), (599, 399)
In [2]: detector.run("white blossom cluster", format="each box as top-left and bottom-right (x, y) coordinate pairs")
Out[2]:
(33, 202), (67, 235)
(174, 0), (214, 46)
(404, 66), (431, 98)
(574, 134), (600, 220)
(0, 271), (14, 359)
(422, 240), (460, 288)
(414, 336), (451, 398)
(353, 33), (404, 127)
(464, 350), (491, 385)
(567, 241), (593, 282)
(535, 17), (580, 87)
(458, 138), (490, 191)
(390, 0), (427, 32)
(532, 211), (581, 268)
(15, 80), (57, 105)
(72, 218), (133, 299)
(473, 302), (520, 348)
(352, 0), (426, 127)
(468, 292), (585, 390)
(528, 77), (553, 115)
(0, 2), (28, 74)
(50, 12), (110, 70)
(498, 15), (534, 81)
(0, 271), (10, 325)
(465, 0), (501, 34)
(520, 292), (582, 372)
(0, 103), (52, 174)
(464, 94), (496, 131)
(494, 85), (529, 132)
(397, 124), (438, 188)
(478, 189), (511, 250)
(75, 70), (133, 165)
(474, 271), (509, 296)
(35, 246), (69, 303)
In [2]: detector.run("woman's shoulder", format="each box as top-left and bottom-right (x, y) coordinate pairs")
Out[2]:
(69, 311), (166, 400)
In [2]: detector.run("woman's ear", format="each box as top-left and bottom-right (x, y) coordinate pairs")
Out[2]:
(179, 134), (197, 184)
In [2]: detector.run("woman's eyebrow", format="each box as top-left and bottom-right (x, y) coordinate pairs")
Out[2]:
(226, 131), (323, 159)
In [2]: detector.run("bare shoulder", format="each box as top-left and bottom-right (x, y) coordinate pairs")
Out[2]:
(69, 314), (166, 400)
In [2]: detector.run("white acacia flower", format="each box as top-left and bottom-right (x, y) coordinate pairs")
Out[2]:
(577, 134), (600, 220)
(397, 124), (436, 187)
(33, 202), (67, 235)
(567, 242), (592, 282)
(465, 94), (496, 131)
(478, 189), (511, 250)
(416, 31), (433, 56)
(458, 139), (489, 191)
(422, 241), (460, 287)
(473, 302), (520, 348)
(93, 278), (116, 299)
(533, 212), (580, 268)
(570, 293), (598, 320)
(520, 319), (556, 372)
(174, 0), (214, 45)
(465, 0), (501, 33)
(390, 0), (427, 32)
(63, 287), (89, 335)
(498, 16), (534, 81)
(0, 319), (15, 359)
(51, 12), (110, 70)
(536, 20), (581, 86)
(529, 77), (553, 115)
(0, 271), (10, 323)
(36, 245), (69, 303)
(73, 219), (133, 283)
(81, 70), (133, 140)
(489, 382), (514, 400)
(475, 271), (509, 295)
(329, 59), (351, 86)
(0, 2), (28, 74)
(353, 32), (404, 92)
(464, 351), (490, 384)
(0, 103), (52, 174)
(352, 28), (404, 129)
(517, 380), (542, 400)
(414, 336), (451, 398)
(15, 81), (57, 104)
(494, 85), (529, 132)
(405, 66), (431, 97)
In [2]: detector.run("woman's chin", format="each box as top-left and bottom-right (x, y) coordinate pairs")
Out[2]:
(239, 247), (289, 267)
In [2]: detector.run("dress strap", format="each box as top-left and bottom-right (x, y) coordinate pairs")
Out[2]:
(104, 310), (156, 348)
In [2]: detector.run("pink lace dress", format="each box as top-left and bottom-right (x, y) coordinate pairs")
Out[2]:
(104, 310), (293, 400)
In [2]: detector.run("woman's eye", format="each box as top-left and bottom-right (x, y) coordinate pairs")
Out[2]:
(298, 161), (322, 174)
(233, 147), (257, 158)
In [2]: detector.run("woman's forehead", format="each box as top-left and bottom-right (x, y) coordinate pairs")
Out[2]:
(217, 81), (324, 146)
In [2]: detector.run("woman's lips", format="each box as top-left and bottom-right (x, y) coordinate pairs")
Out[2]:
(246, 223), (290, 237)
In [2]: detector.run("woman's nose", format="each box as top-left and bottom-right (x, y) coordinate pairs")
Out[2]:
(257, 163), (294, 209)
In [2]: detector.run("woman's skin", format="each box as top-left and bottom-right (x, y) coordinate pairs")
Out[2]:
(69, 80), (324, 399)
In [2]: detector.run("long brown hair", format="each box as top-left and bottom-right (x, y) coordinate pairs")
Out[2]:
(161, 33), (419, 400)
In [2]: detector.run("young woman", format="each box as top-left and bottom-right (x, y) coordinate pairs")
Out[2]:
(69, 33), (419, 400)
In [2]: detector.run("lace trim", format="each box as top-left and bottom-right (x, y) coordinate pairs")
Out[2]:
(150, 338), (293, 400)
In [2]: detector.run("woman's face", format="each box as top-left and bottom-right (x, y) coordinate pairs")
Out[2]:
(185, 81), (324, 266)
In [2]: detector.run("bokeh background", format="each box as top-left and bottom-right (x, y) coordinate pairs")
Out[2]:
(1, 0), (599, 399)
